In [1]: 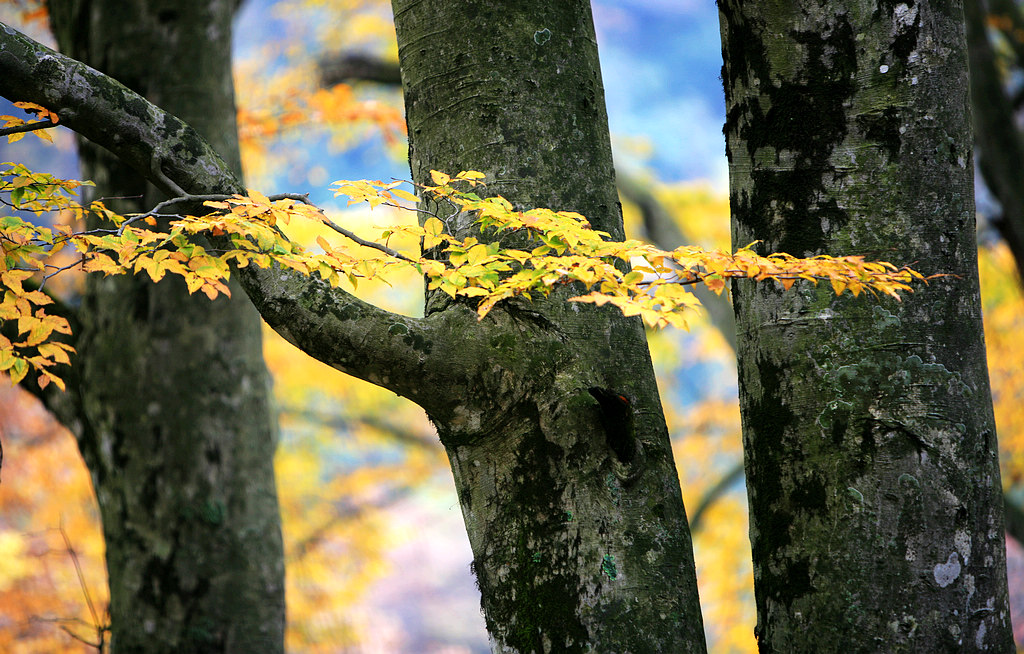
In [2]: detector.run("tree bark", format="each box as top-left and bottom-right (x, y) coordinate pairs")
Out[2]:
(720, 1), (1013, 651)
(44, 2), (285, 652)
(391, 1), (706, 651)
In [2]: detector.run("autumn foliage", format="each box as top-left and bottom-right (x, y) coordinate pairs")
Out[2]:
(2, 1), (1022, 651)
(0, 118), (933, 391)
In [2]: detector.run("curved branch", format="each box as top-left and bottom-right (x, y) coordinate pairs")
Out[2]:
(0, 21), (453, 406)
(318, 53), (402, 87)
(687, 460), (745, 534)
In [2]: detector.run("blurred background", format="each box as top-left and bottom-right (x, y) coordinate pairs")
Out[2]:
(0, 0), (1022, 651)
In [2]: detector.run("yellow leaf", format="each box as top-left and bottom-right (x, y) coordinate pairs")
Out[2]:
(622, 270), (644, 285)
(430, 170), (451, 186)
(38, 371), (66, 392)
(467, 243), (488, 265)
(184, 275), (203, 294)
(390, 188), (419, 203)
(9, 357), (28, 384)
(424, 217), (444, 236)
(37, 342), (71, 366)
(25, 320), (54, 347)
(13, 101), (58, 123)
(248, 189), (271, 206)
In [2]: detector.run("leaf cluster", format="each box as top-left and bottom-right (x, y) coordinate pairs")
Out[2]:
(1, 132), (932, 390)
(363, 171), (930, 329)
(0, 101), (58, 143)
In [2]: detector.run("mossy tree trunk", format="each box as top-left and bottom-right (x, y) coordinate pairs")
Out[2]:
(390, 1), (706, 651)
(719, 1), (1013, 651)
(43, 1), (285, 652)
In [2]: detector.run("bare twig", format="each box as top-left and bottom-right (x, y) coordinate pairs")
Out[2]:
(59, 522), (101, 633)
(29, 615), (105, 651)
(40, 258), (86, 287)
(149, 157), (187, 197)
(315, 208), (415, 262)
(118, 190), (419, 262)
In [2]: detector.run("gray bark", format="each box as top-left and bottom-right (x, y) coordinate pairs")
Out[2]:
(390, 1), (705, 651)
(42, 1), (285, 652)
(720, 1), (1013, 651)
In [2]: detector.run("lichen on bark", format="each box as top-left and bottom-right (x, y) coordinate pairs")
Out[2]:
(392, 0), (707, 651)
(720, 1), (1013, 651)
(46, 2), (285, 651)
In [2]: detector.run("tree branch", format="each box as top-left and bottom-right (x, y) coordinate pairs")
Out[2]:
(687, 460), (745, 534)
(1004, 494), (1024, 548)
(0, 118), (56, 136)
(0, 21), (459, 408)
(318, 53), (402, 87)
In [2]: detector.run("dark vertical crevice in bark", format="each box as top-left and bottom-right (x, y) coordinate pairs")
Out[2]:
(720, 1), (1013, 651)
(47, 1), (285, 652)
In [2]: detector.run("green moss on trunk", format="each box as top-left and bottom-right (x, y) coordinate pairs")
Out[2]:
(48, 1), (285, 652)
(392, 0), (707, 651)
(721, 1), (1013, 651)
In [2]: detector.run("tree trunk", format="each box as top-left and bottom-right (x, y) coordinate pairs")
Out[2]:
(719, 1), (1013, 651)
(390, 1), (706, 651)
(46, 1), (285, 652)
(965, 0), (1024, 282)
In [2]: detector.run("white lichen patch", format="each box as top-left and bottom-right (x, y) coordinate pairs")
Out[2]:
(894, 3), (918, 28)
(933, 551), (961, 587)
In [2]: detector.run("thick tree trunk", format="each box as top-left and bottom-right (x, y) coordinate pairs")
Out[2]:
(391, 1), (706, 652)
(720, 1), (1013, 651)
(46, 2), (285, 652)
